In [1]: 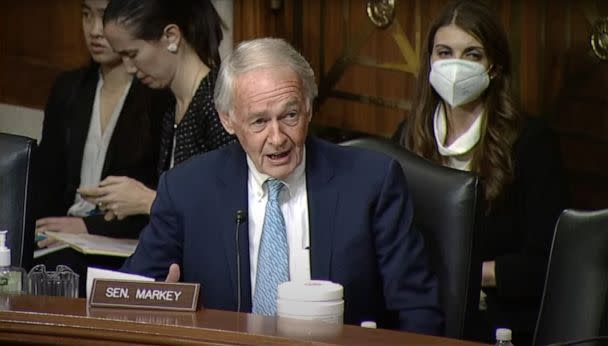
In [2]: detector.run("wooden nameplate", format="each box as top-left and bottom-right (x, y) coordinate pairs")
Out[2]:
(90, 279), (200, 311)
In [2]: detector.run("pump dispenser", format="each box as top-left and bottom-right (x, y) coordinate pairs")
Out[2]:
(0, 230), (11, 267)
(0, 230), (26, 294)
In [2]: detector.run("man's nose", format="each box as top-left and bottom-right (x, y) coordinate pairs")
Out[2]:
(267, 120), (287, 146)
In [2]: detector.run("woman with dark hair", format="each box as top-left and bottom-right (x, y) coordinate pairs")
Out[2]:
(34, 0), (169, 291)
(80, 0), (235, 220)
(395, 0), (567, 343)
(35, 0), (167, 245)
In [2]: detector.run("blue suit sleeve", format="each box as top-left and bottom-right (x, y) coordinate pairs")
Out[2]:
(121, 172), (183, 280)
(374, 159), (444, 334)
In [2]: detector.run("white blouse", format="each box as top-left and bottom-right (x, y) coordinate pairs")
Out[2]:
(67, 71), (132, 217)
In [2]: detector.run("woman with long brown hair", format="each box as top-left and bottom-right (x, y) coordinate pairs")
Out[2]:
(396, 0), (567, 343)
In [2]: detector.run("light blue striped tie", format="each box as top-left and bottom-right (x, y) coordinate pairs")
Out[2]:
(252, 179), (289, 315)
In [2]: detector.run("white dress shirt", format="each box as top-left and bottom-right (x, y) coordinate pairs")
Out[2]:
(67, 70), (131, 217)
(246, 151), (311, 295)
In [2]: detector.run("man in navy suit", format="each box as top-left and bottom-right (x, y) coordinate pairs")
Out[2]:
(122, 38), (443, 334)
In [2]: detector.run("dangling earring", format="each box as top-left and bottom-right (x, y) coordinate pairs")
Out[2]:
(167, 43), (178, 53)
(488, 64), (499, 80)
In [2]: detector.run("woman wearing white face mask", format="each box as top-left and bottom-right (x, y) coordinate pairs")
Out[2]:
(395, 1), (568, 344)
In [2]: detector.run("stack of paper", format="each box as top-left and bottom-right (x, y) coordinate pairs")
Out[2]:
(36, 232), (138, 258)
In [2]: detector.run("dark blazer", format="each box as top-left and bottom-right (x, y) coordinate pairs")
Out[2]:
(35, 63), (170, 239)
(122, 137), (443, 334)
(481, 117), (568, 339)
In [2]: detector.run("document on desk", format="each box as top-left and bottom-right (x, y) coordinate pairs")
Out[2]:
(42, 232), (138, 257)
(33, 243), (71, 259)
(86, 267), (154, 301)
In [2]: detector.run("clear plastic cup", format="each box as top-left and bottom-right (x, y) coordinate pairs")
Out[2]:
(27, 264), (79, 298)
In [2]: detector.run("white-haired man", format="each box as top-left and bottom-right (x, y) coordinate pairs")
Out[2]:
(123, 38), (443, 334)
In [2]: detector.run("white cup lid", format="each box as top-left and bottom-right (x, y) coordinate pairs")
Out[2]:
(278, 280), (343, 301)
(360, 321), (377, 329)
(496, 328), (512, 341)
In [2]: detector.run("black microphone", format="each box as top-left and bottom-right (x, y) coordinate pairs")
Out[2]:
(234, 210), (247, 313)
(545, 336), (608, 346)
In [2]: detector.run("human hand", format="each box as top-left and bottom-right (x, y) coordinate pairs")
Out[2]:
(78, 176), (157, 220)
(35, 217), (87, 248)
(481, 260), (496, 287)
(165, 263), (181, 283)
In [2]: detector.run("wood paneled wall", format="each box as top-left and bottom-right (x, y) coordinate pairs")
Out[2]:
(0, 1), (89, 109)
(1, 0), (607, 209)
(233, 0), (608, 209)
(540, 2), (608, 209)
(232, 0), (553, 136)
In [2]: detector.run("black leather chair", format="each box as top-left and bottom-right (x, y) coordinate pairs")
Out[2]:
(0, 132), (36, 269)
(533, 209), (608, 346)
(340, 136), (482, 339)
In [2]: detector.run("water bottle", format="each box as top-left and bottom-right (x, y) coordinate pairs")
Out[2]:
(495, 328), (514, 346)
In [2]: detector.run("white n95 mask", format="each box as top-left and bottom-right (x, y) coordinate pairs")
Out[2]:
(429, 59), (490, 107)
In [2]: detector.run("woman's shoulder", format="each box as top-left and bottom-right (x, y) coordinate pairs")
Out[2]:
(52, 63), (98, 90)
(513, 115), (564, 178)
(515, 115), (560, 153)
(190, 68), (218, 116)
(46, 63), (98, 112)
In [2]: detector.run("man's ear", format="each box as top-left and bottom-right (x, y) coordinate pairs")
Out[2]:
(162, 24), (182, 51)
(219, 112), (235, 135)
(306, 101), (313, 123)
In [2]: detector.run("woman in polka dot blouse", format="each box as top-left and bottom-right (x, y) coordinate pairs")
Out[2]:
(79, 0), (236, 221)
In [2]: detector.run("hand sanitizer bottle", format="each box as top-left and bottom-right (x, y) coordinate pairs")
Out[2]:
(0, 230), (26, 294)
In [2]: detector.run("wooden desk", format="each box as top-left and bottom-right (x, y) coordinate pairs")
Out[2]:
(0, 295), (487, 345)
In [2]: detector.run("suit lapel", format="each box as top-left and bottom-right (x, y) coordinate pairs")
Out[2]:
(66, 68), (97, 188)
(101, 78), (136, 178)
(306, 138), (337, 280)
(217, 144), (252, 311)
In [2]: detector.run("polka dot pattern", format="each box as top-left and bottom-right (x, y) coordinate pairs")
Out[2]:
(157, 68), (236, 175)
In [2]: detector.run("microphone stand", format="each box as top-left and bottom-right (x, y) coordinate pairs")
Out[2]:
(234, 210), (247, 313)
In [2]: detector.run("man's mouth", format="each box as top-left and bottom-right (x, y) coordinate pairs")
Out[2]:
(267, 150), (290, 160)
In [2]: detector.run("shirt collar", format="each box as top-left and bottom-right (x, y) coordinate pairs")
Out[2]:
(247, 147), (306, 201)
(434, 102), (483, 157)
